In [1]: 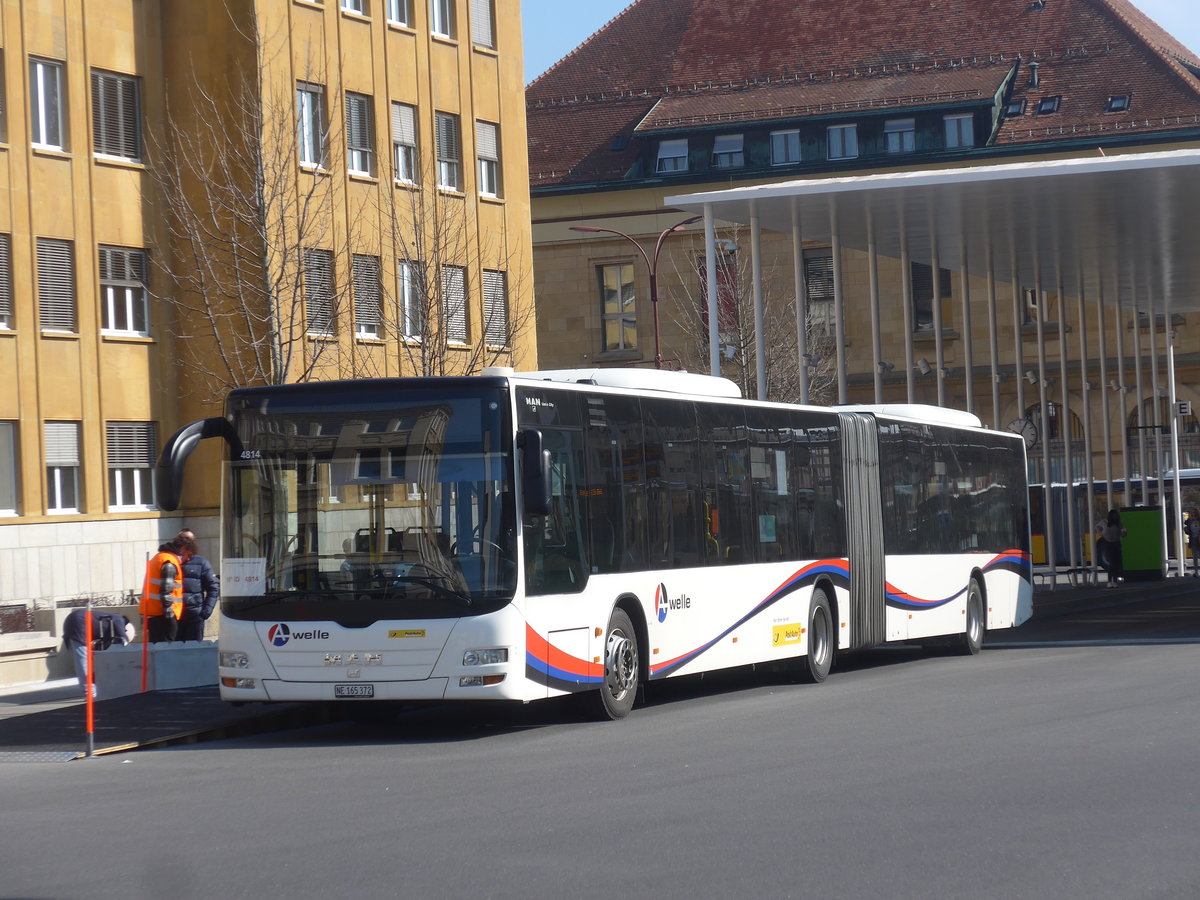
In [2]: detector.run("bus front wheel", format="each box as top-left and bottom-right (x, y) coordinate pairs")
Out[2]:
(797, 589), (833, 684)
(958, 579), (985, 656)
(590, 608), (639, 720)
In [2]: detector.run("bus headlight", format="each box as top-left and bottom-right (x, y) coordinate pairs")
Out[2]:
(221, 676), (257, 689)
(463, 648), (508, 666)
(220, 651), (251, 668)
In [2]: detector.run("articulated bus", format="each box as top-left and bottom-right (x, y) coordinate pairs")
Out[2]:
(158, 368), (1032, 719)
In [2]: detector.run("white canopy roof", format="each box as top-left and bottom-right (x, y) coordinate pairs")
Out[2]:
(668, 149), (1200, 314)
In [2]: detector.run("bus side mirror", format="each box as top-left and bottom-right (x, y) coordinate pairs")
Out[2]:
(519, 429), (552, 516)
(155, 417), (243, 511)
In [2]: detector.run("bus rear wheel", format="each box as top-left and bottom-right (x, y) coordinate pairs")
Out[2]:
(590, 608), (639, 720)
(958, 579), (985, 656)
(797, 589), (833, 684)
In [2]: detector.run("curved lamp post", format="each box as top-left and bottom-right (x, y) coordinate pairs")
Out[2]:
(570, 215), (703, 370)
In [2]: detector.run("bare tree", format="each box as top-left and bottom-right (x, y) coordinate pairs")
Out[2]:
(150, 10), (357, 403)
(370, 157), (534, 378)
(662, 230), (837, 404)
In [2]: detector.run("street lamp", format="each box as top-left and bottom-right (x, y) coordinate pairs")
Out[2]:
(570, 215), (703, 370)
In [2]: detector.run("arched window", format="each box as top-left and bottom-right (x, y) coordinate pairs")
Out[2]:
(1126, 397), (1200, 471)
(1024, 402), (1085, 485)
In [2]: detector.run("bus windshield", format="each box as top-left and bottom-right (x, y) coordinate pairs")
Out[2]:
(221, 384), (515, 622)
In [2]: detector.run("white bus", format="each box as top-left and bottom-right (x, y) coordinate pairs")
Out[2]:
(158, 368), (1033, 719)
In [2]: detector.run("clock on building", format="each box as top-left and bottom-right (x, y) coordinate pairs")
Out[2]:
(1007, 417), (1038, 449)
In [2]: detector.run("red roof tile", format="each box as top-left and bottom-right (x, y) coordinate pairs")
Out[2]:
(527, 0), (1200, 188)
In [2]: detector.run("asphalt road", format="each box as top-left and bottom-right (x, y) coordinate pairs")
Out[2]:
(4, 588), (1199, 900)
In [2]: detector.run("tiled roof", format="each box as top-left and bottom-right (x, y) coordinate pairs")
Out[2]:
(527, 0), (1200, 189)
(635, 66), (1015, 133)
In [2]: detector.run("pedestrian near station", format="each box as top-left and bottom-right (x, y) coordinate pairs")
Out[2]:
(140, 537), (194, 642)
(176, 528), (220, 642)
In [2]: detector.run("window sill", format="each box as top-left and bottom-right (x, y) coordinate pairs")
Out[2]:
(300, 163), (332, 177)
(387, 21), (416, 33)
(32, 146), (71, 160)
(598, 349), (643, 362)
(393, 178), (419, 190)
(348, 171), (378, 184)
(40, 330), (81, 340)
(0, 328), (15, 338)
(93, 154), (145, 170)
(438, 187), (466, 198)
(431, 33), (459, 47)
(307, 332), (338, 342)
(340, 9), (371, 23)
(912, 328), (961, 343)
(101, 332), (154, 344)
(473, 44), (499, 57)
(480, 193), (505, 205)
(356, 335), (384, 344)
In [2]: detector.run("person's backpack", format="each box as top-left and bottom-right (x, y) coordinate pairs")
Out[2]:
(92, 614), (118, 651)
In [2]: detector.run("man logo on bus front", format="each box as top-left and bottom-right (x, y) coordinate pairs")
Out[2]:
(268, 623), (291, 646)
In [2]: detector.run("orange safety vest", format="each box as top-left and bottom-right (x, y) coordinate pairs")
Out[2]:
(140, 551), (184, 619)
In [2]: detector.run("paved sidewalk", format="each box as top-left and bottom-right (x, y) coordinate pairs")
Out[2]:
(0, 681), (329, 762)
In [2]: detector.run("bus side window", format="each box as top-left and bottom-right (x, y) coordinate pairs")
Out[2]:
(524, 429), (588, 595)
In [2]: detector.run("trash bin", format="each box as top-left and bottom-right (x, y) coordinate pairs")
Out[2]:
(1120, 506), (1164, 581)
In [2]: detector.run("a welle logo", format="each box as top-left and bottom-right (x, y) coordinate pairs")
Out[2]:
(267, 624), (330, 647)
(654, 583), (692, 623)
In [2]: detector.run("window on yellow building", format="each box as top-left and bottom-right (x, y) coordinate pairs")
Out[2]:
(353, 254), (382, 338)
(436, 112), (461, 190)
(476, 120), (500, 197)
(30, 58), (64, 151)
(442, 265), (468, 343)
(391, 102), (417, 183)
(37, 238), (76, 333)
(304, 248), (335, 335)
(0, 422), (15, 515)
(388, 0), (412, 26)
(44, 421), (80, 514)
(398, 260), (422, 338)
(0, 235), (11, 329)
(99, 245), (148, 336)
(470, 0), (495, 48)
(483, 269), (508, 347)
(346, 92), (374, 176)
(432, 0), (455, 38)
(297, 82), (327, 168)
(91, 70), (141, 160)
(106, 421), (157, 510)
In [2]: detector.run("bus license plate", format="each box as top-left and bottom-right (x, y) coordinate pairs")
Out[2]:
(334, 683), (375, 699)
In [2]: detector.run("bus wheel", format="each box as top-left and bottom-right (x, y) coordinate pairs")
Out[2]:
(590, 608), (639, 720)
(797, 589), (833, 684)
(958, 579), (985, 656)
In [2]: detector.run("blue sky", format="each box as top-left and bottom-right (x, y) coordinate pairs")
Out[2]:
(521, 0), (1200, 85)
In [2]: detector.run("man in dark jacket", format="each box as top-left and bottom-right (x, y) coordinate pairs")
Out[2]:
(176, 528), (220, 642)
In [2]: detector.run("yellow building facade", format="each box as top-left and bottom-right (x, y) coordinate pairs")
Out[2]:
(0, 0), (533, 643)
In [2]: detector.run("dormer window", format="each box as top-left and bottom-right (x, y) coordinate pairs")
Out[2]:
(1006, 99), (1026, 116)
(770, 129), (800, 165)
(1036, 95), (1061, 114)
(656, 138), (688, 173)
(943, 113), (974, 149)
(827, 124), (858, 160)
(711, 134), (744, 169)
(884, 118), (915, 154)
(1105, 94), (1130, 112)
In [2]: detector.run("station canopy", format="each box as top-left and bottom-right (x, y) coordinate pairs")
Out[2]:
(668, 149), (1200, 315)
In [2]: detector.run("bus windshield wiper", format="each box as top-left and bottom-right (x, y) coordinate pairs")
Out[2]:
(385, 575), (472, 607)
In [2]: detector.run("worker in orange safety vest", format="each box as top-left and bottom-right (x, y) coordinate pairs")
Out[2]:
(140, 537), (194, 643)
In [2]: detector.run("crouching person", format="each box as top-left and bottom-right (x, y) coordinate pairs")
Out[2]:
(62, 608), (135, 697)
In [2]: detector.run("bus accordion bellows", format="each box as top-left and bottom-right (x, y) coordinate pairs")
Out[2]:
(157, 367), (1033, 719)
